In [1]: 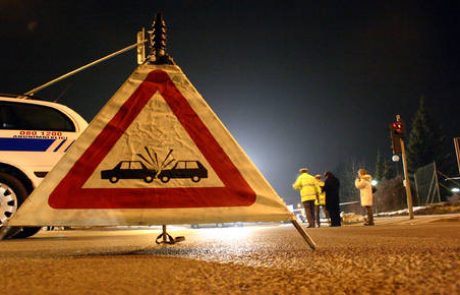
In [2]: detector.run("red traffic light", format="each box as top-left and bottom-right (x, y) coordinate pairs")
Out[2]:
(390, 115), (404, 154)
(391, 122), (404, 134)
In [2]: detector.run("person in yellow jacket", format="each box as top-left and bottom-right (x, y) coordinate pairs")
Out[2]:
(292, 168), (320, 228)
(314, 174), (330, 227)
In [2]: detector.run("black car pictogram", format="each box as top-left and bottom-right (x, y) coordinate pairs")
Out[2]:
(158, 160), (208, 183)
(101, 161), (157, 183)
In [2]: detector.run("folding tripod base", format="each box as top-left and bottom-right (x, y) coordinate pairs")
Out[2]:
(155, 225), (185, 245)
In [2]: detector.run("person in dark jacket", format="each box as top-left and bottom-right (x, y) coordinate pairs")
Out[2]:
(323, 171), (341, 227)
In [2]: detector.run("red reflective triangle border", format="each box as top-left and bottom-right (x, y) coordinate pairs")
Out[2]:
(48, 70), (256, 209)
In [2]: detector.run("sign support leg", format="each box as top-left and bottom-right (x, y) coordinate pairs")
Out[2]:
(291, 219), (316, 250)
(0, 220), (22, 241)
(0, 226), (11, 241)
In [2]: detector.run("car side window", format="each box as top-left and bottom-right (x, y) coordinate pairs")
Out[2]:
(0, 101), (75, 131)
(130, 162), (142, 169)
(187, 161), (199, 169)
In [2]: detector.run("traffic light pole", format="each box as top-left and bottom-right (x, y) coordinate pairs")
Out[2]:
(400, 137), (414, 219)
(454, 137), (460, 175)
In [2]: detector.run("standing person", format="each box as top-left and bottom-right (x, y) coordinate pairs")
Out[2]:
(323, 171), (341, 227)
(293, 168), (320, 228)
(314, 174), (329, 227)
(354, 168), (375, 226)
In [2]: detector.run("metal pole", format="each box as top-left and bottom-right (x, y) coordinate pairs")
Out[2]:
(291, 219), (316, 250)
(454, 137), (460, 175)
(427, 171), (435, 204)
(400, 137), (414, 219)
(414, 171), (421, 206)
(25, 43), (140, 96)
(433, 162), (441, 203)
(137, 28), (146, 65)
(162, 224), (167, 243)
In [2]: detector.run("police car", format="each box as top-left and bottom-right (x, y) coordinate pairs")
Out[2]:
(0, 94), (88, 238)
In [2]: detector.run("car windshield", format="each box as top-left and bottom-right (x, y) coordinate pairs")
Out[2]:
(120, 162), (130, 169)
(175, 162), (186, 169)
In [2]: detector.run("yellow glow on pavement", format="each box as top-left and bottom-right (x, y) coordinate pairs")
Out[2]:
(194, 226), (256, 241)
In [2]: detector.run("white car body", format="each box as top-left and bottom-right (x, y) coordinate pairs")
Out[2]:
(0, 94), (87, 236)
(0, 95), (88, 186)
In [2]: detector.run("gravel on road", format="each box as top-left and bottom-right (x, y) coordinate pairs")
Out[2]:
(1, 216), (459, 294)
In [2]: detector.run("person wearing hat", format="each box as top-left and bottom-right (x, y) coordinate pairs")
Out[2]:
(292, 168), (320, 228)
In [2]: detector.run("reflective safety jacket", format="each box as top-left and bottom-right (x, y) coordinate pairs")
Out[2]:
(315, 180), (326, 206)
(292, 172), (320, 202)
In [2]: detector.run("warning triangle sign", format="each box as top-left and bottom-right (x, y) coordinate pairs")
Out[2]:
(10, 64), (292, 226)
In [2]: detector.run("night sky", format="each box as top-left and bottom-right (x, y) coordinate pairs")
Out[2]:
(1, 1), (459, 205)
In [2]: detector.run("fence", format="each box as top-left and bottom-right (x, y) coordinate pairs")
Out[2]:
(414, 162), (441, 205)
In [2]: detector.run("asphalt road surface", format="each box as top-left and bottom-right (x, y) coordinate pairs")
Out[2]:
(1, 215), (460, 294)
